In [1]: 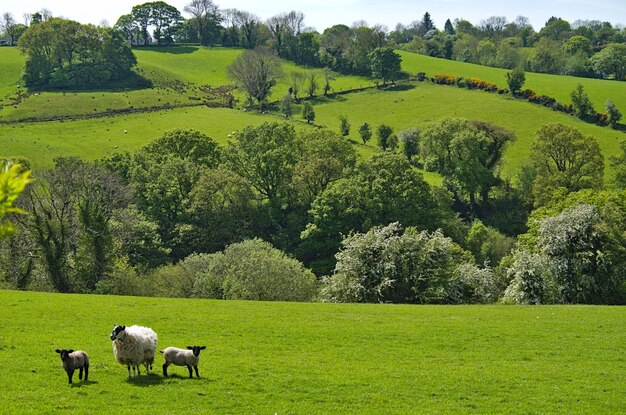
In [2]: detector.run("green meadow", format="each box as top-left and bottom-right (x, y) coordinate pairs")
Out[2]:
(0, 290), (623, 414)
(399, 51), (626, 112)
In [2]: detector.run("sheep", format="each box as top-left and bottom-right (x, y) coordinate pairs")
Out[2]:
(110, 325), (158, 378)
(55, 349), (89, 384)
(160, 345), (206, 378)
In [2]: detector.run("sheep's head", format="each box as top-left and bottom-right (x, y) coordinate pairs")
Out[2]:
(110, 325), (126, 341)
(186, 346), (206, 356)
(56, 349), (74, 361)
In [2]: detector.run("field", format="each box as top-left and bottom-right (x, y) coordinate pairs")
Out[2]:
(0, 290), (623, 414)
(399, 51), (626, 113)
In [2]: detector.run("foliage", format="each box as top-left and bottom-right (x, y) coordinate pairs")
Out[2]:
(377, 124), (393, 150)
(605, 99), (622, 128)
(570, 84), (596, 120)
(339, 115), (350, 136)
(529, 123), (604, 206)
(302, 102), (315, 124)
(398, 128), (420, 162)
(302, 153), (455, 275)
(505, 68), (525, 94)
(466, 220), (515, 266)
(192, 238), (317, 301)
(358, 122), (372, 144)
(18, 18), (138, 89)
(320, 222), (474, 304)
(279, 94), (294, 118)
(369, 47), (402, 85)
(421, 118), (515, 211)
(447, 263), (498, 304)
(0, 164), (32, 239)
(592, 43), (626, 81)
(503, 250), (550, 304)
(228, 48), (283, 108)
(610, 140), (626, 188)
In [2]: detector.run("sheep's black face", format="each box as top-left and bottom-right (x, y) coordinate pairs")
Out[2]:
(110, 325), (126, 340)
(186, 346), (206, 356)
(55, 349), (73, 361)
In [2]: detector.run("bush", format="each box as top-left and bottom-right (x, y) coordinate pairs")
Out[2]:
(433, 74), (456, 85)
(502, 250), (551, 305)
(416, 72), (427, 82)
(193, 239), (317, 302)
(447, 263), (498, 304)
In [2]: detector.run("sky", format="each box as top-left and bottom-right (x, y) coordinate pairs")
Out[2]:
(3, 0), (626, 32)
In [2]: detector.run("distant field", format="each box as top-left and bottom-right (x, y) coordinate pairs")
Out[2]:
(400, 51), (626, 113)
(0, 46), (372, 122)
(0, 290), (623, 414)
(312, 82), (623, 180)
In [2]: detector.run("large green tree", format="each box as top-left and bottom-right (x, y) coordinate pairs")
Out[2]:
(228, 49), (283, 108)
(592, 43), (626, 80)
(529, 123), (604, 206)
(369, 47), (402, 85)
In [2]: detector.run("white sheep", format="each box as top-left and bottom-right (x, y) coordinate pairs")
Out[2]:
(110, 325), (158, 378)
(160, 345), (206, 378)
(55, 349), (89, 384)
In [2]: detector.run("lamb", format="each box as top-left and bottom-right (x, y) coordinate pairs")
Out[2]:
(160, 345), (206, 378)
(55, 349), (89, 384)
(110, 325), (158, 378)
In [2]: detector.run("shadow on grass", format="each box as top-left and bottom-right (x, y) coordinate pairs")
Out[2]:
(126, 373), (165, 387)
(70, 380), (98, 388)
(613, 123), (626, 133)
(379, 83), (416, 92)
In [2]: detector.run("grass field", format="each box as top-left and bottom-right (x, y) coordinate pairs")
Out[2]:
(311, 82), (623, 179)
(0, 290), (623, 414)
(400, 51), (626, 113)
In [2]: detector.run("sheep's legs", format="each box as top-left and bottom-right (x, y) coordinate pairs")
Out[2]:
(84, 364), (89, 381)
(163, 362), (170, 377)
(186, 364), (193, 378)
(67, 369), (74, 384)
(79, 367), (83, 380)
(193, 365), (200, 378)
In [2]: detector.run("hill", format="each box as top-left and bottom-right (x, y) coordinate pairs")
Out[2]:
(1, 290), (624, 414)
(399, 51), (626, 113)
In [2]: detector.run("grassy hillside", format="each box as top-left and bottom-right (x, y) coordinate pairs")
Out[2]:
(0, 290), (623, 414)
(0, 46), (372, 122)
(313, 82), (623, 179)
(400, 51), (626, 113)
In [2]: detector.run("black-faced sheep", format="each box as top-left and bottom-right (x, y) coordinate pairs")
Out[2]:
(110, 325), (158, 378)
(160, 346), (206, 378)
(55, 349), (89, 384)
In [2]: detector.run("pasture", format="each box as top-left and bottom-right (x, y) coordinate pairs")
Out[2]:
(400, 51), (626, 113)
(0, 290), (623, 414)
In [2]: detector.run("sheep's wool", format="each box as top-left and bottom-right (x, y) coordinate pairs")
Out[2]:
(112, 325), (157, 366)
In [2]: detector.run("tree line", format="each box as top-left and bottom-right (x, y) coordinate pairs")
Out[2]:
(2, 120), (625, 304)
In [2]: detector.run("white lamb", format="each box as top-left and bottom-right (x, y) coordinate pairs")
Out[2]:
(110, 325), (158, 378)
(160, 345), (206, 378)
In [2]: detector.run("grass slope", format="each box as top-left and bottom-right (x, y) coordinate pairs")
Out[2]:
(313, 83), (624, 179)
(400, 51), (626, 113)
(0, 46), (371, 122)
(0, 290), (624, 414)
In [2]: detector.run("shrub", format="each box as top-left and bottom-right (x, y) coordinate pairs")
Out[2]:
(193, 239), (317, 302)
(433, 74), (456, 85)
(447, 263), (498, 304)
(416, 72), (427, 82)
(502, 250), (550, 305)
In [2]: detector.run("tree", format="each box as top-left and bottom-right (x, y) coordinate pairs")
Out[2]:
(228, 48), (283, 108)
(305, 72), (318, 98)
(0, 164), (32, 239)
(399, 128), (420, 162)
(302, 102), (315, 124)
(444, 19), (455, 35)
(369, 47), (402, 85)
(1, 13), (18, 45)
(419, 12), (435, 37)
(319, 222), (474, 304)
(191, 239), (317, 302)
(183, 0), (222, 46)
(339, 115), (350, 136)
(592, 43), (626, 80)
(506, 67), (525, 94)
(605, 100), (622, 128)
(289, 71), (305, 101)
(224, 122), (301, 207)
(302, 153), (450, 275)
(421, 118), (515, 211)
(530, 123), (604, 205)
(610, 140), (626, 189)
(147, 1), (183, 44)
(377, 124), (393, 150)
(359, 122), (372, 144)
(322, 68), (335, 95)
(279, 94), (293, 118)
(570, 84), (596, 120)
